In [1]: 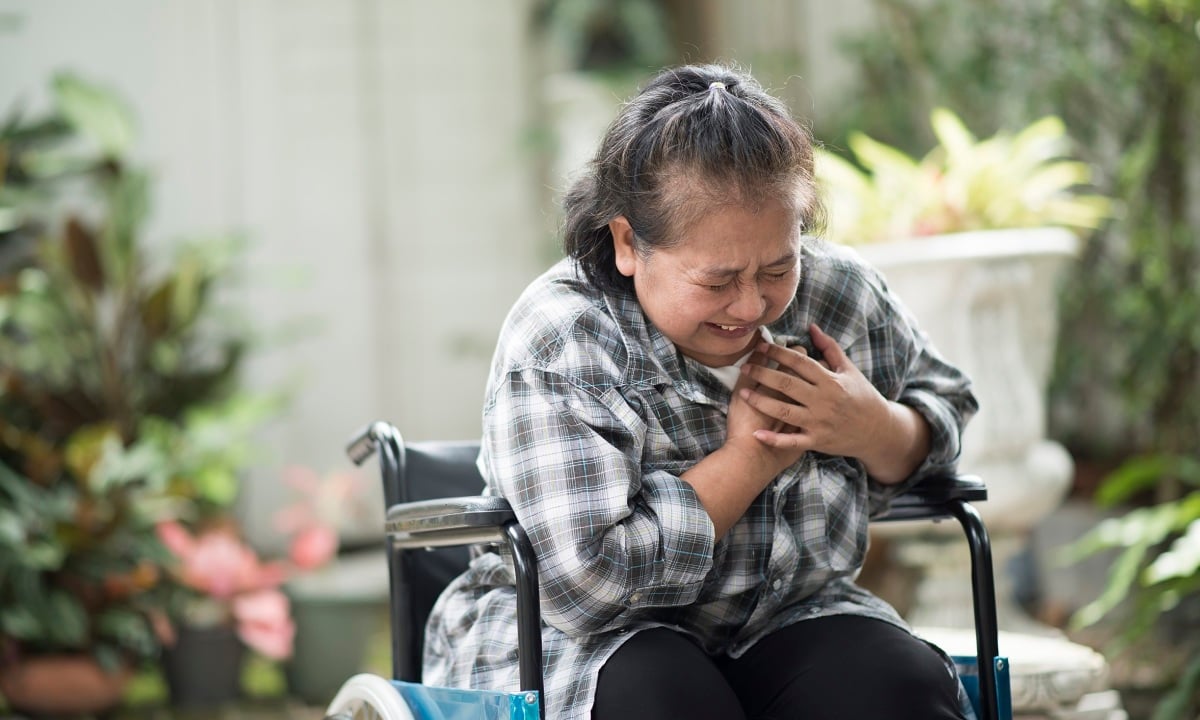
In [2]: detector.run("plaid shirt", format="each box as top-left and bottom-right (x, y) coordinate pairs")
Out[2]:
(423, 239), (979, 719)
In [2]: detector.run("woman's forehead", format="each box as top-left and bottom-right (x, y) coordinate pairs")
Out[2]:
(655, 197), (802, 265)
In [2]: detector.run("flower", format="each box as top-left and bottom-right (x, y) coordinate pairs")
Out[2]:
(274, 465), (367, 570)
(155, 521), (295, 660)
(153, 466), (367, 662)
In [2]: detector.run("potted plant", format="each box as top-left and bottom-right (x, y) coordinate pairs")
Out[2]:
(151, 464), (363, 707)
(154, 519), (297, 707)
(815, 108), (1119, 712)
(0, 73), (274, 715)
(815, 108), (1113, 538)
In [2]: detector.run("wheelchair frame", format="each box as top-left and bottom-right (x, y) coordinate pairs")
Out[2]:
(345, 420), (1011, 720)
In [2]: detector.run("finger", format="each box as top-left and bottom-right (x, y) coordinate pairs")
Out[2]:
(755, 342), (828, 384)
(809, 324), (851, 372)
(739, 387), (809, 427)
(752, 428), (814, 450)
(741, 364), (817, 404)
(731, 351), (769, 392)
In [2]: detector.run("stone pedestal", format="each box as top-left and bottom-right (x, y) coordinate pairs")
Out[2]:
(919, 627), (1127, 720)
(857, 230), (1128, 719)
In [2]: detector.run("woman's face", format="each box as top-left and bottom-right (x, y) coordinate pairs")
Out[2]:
(611, 195), (802, 368)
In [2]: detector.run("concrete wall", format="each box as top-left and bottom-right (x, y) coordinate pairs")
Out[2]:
(0, 0), (544, 548)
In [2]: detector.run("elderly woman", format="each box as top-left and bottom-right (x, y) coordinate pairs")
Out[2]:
(423, 64), (979, 720)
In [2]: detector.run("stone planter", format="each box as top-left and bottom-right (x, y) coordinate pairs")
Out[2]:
(0, 654), (133, 715)
(857, 229), (1129, 718)
(856, 226), (1079, 533)
(858, 226), (1079, 631)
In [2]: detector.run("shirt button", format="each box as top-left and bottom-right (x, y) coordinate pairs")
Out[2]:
(772, 579), (782, 591)
(628, 592), (642, 604)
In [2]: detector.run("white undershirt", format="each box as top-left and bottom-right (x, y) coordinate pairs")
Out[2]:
(701, 327), (775, 391)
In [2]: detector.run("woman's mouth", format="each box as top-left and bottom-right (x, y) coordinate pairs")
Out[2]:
(706, 322), (755, 338)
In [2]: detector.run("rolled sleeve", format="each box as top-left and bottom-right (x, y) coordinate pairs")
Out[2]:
(483, 368), (716, 636)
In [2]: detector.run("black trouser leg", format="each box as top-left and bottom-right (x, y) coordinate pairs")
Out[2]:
(719, 615), (967, 720)
(592, 628), (747, 720)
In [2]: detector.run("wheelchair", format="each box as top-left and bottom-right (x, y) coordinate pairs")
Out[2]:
(324, 421), (1013, 720)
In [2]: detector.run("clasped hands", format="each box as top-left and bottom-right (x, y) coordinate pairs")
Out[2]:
(727, 323), (891, 473)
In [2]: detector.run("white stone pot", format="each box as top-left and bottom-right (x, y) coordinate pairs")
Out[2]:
(855, 227), (1080, 535)
(856, 229), (1127, 718)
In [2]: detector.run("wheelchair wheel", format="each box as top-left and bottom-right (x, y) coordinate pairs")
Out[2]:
(325, 673), (416, 720)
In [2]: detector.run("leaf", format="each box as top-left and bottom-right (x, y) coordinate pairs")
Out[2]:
(0, 606), (43, 639)
(929, 107), (976, 162)
(51, 73), (136, 158)
(97, 608), (156, 657)
(1098, 455), (1200, 506)
(848, 132), (920, 176)
(1069, 538), (1151, 629)
(192, 465), (239, 507)
(63, 216), (105, 292)
(1059, 502), (1179, 561)
(63, 423), (122, 484)
(42, 590), (89, 646)
(1151, 650), (1200, 720)
(1145, 517), (1200, 584)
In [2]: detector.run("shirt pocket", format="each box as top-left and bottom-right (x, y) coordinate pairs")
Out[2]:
(814, 455), (869, 573)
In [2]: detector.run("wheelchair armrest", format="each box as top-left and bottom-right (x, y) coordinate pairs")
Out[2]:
(873, 474), (987, 522)
(385, 496), (516, 549)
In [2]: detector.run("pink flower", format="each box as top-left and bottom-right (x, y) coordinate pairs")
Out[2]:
(288, 525), (339, 571)
(156, 522), (288, 598)
(156, 521), (195, 558)
(232, 589), (295, 660)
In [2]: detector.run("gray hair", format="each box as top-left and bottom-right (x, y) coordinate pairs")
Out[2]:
(562, 63), (825, 293)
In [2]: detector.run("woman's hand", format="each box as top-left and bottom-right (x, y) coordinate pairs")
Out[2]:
(724, 349), (808, 479)
(737, 324), (930, 482)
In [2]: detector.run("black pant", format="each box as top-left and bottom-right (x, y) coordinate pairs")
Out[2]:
(592, 616), (966, 720)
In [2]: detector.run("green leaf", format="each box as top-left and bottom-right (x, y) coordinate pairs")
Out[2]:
(929, 107), (976, 161)
(1151, 650), (1200, 720)
(192, 465), (239, 506)
(51, 73), (135, 158)
(0, 606), (44, 639)
(1098, 456), (1200, 505)
(848, 131), (920, 176)
(1145, 518), (1200, 584)
(97, 608), (156, 657)
(1069, 538), (1151, 629)
(43, 590), (88, 646)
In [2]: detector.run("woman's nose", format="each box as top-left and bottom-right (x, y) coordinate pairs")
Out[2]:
(727, 281), (767, 322)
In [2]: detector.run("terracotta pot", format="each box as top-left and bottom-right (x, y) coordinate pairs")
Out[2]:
(0, 654), (132, 715)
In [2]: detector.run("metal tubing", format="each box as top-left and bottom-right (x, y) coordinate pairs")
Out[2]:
(505, 522), (545, 720)
(950, 500), (1000, 720)
(352, 422), (418, 682)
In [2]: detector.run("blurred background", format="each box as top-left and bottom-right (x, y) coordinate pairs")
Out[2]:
(1, 1), (1196, 718)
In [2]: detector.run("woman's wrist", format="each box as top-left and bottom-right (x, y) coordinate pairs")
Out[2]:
(858, 401), (931, 485)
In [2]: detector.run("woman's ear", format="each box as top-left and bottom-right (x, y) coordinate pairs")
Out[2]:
(609, 216), (637, 278)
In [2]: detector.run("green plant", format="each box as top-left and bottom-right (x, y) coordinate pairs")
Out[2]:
(815, 107), (1113, 245)
(1061, 458), (1200, 719)
(0, 73), (276, 671)
(825, 2), (1200, 714)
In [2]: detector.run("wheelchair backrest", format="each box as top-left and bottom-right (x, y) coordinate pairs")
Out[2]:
(396, 440), (486, 679)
